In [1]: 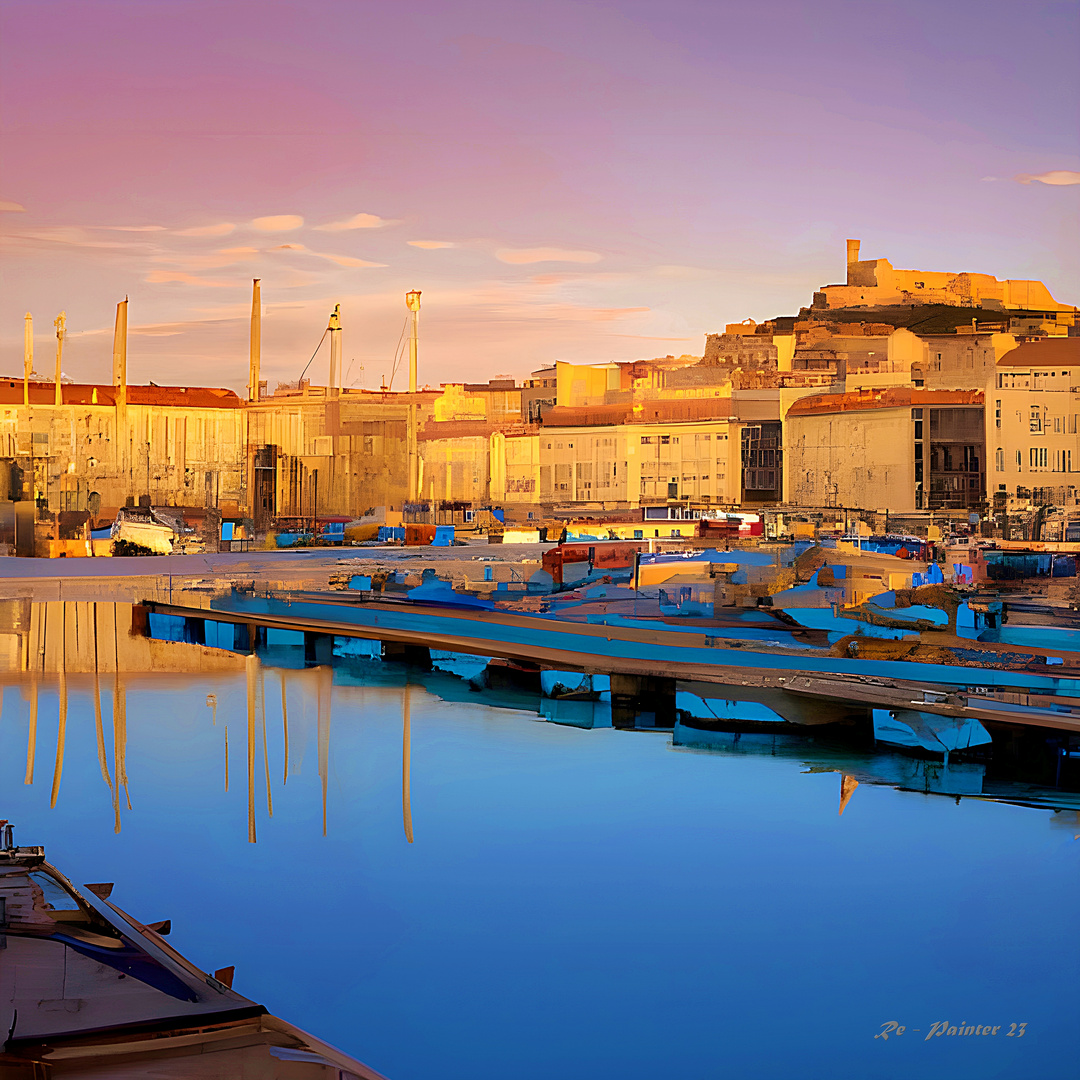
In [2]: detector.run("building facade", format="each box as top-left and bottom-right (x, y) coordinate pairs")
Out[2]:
(988, 339), (1080, 509)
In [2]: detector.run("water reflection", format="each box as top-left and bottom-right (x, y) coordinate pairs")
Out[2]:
(4, 599), (1080, 844)
(2, 602), (1076, 1080)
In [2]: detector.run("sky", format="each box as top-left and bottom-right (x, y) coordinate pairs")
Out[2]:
(1, 0), (1078, 394)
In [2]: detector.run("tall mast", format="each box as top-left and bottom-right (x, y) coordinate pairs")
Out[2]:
(53, 311), (66, 406)
(405, 291), (421, 503)
(406, 290), (421, 393)
(328, 304), (341, 394)
(248, 279), (261, 401)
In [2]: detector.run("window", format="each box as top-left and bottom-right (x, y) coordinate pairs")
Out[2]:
(1053, 416), (1062, 433)
(995, 400), (1001, 428)
(1029, 447), (1047, 470)
(1016, 449), (1022, 470)
(661, 435), (670, 445)
(641, 436), (654, 444)
(995, 448), (1004, 472)
(1030, 408), (1042, 434)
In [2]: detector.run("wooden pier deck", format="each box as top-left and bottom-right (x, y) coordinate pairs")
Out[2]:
(141, 595), (1080, 735)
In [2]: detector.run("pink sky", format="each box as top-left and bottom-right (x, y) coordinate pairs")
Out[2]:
(1, 0), (1077, 393)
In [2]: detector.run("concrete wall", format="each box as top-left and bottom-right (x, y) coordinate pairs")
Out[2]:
(784, 406), (916, 511)
(0, 401), (245, 520)
(920, 332), (1016, 391)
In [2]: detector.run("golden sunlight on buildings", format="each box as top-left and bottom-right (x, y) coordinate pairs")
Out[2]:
(3, 241), (1077, 554)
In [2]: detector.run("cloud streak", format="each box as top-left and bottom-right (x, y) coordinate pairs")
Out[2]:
(270, 242), (386, 268)
(495, 247), (603, 265)
(145, 270), (233, 287)
(251, 214), (304, 231)
(176, 222), (237, 237)
(408, 239), (455, 249)
(1015, 170), (1080, 186)
(315, 212), (398, 232)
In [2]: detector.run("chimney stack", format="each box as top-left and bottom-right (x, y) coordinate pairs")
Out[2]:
(112, 299), (128, 407)
(249, 279), (261, 401)
(23, 312), (32, 407)
(846, 239), (860, 285)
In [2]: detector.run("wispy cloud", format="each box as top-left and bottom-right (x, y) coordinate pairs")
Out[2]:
(270, 242), (386, 268)
(315, 212), (398, 232)
(1, 226), (146, 251)
(495, 247), (603, 265)
(176, 222), (236, 237)
(145, 270), (233, 287)
(408, 239), (455, 249)
(152, 246), (258, 272)
(317, 252), (387, 268)
(251, 214), (304, 231)
(93, 224), (167, 232)
(1015, 170), (1080, 186)
(0, 199), (26, 213)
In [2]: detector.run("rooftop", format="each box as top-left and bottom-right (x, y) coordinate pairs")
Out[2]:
(996, 338), (1080, 368)
(786, 388), (983, 417)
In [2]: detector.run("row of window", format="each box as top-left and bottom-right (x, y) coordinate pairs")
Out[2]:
(995, 448), (1076, 472)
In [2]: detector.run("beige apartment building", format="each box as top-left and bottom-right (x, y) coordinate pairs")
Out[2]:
(988, 338), (1080, 508)
(784, 388), (985, 513)
(536, 390), (783, 509)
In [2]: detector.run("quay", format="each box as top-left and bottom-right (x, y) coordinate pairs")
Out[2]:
(140, 591), (1080, 737)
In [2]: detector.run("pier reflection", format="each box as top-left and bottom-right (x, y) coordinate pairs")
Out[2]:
(3, 600), (1079, 848)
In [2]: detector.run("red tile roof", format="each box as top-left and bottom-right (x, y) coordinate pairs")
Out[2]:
(0, 382), (243, 408)
(996, 338), (1080, 367)
(785, 387), (983, 417)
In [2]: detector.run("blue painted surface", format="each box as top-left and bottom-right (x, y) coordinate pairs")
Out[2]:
(642, 548), (777, 566)
(984, 625), (1080, 651)
(407, 582), (495, 609)
(221, 522), (234, 541)
(675, 693), (785, 722)
(205, 593), (1080, 696)
(275, 531), (313, 548)
(2, 675), (1074, 1080)
(432, 525), (455, 547)
(783, 608), (917, 640)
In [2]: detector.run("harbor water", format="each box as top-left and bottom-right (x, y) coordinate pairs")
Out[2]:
(1, 663), (1076, 1080)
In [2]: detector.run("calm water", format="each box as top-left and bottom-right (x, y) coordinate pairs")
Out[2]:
(1, 664), (1077, 1080)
